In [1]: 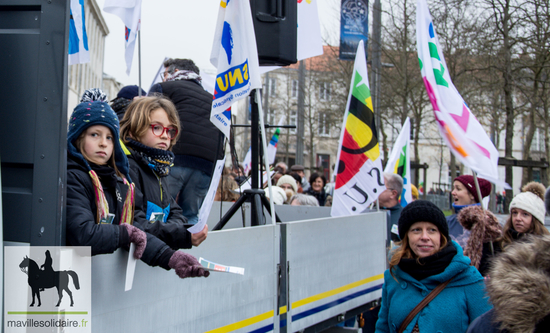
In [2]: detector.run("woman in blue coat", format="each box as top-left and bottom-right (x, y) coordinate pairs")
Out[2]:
(375, 200), (491, 333)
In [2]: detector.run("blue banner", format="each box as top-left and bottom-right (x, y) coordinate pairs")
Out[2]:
(339, 0), (369, 61)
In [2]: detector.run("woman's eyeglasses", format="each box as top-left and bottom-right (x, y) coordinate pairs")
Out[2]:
(150, 124), (178, 139)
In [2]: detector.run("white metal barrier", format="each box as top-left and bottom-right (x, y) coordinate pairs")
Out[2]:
(91, 210), (387, 332)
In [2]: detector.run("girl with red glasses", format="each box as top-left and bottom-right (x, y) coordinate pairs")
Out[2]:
(120, 96), (208, 251)
(67, 98), (208, 279)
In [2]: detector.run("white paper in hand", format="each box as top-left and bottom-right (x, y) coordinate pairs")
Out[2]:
(189, 157), (226, 234)
(125, 243), (137, 291)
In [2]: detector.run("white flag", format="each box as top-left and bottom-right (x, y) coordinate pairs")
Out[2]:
(68, 0), (89, 65)
(242, 147), (252, 176)
(103, 0), (142, 75)
(384, 118), (412, 207)
(331, 41), (386, 217)
(266, 116), (286, 164)
(417, 0), (508, 188)
(297, 0), (323, 60)
(210, 0), (262, 138)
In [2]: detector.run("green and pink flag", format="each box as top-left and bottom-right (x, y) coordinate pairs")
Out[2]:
(384, 117), (412, 207)
(416, 0), (507, 188)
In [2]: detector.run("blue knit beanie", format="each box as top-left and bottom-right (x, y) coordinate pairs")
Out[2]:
(67, 101), (131, 181)
(116, 85), (146, 100)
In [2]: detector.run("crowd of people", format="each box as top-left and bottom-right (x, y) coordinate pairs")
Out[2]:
(369, 174), (550, 333)
(65, 57), (550, 332)
(211, 161), (334, 207)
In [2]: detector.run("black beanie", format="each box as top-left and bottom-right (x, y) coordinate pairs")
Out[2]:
(398, 200), (449, 240)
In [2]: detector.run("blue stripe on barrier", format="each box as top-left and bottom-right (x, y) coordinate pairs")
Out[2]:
(291, 284), (383, 322)
(247, 283), (383, 332)
(248, 323), (274, 333)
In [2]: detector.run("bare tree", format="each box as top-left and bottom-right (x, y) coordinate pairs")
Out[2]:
(379, 0), (431, 184)
(482, 0), (521, 208)
(513, 0), (550, 185)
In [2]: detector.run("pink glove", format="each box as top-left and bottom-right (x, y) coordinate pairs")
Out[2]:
(121, 223), (147, 259)
(168, 251), (210, 279)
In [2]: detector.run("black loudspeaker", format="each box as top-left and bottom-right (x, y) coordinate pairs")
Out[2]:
(250, 0), (297, 66)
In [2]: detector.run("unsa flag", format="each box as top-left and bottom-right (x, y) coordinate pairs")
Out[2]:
(210, 0), (262, 138)
(331, 40), (386, 217)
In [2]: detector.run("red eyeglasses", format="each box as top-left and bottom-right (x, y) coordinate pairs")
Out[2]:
(150, 124), (178, 139)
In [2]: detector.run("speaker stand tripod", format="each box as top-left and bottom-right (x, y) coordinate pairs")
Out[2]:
(213, 89), (281, 230)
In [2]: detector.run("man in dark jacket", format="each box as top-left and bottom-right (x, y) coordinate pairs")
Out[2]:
(149, 58), (224, 224)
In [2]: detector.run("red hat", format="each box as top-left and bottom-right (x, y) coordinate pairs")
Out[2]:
(454, 175), (492, 203)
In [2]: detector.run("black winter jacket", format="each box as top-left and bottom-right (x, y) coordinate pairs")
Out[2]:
(66, 156), (170, 267)
(149, 79), (223, 173)
(126, 147), (193, 250)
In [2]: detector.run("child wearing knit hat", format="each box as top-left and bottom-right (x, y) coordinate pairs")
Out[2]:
(498, 182), (550, 249)
(66, 99), (208, 279)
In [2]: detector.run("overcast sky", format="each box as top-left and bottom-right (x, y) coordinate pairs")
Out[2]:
(95, 0), (342, 90)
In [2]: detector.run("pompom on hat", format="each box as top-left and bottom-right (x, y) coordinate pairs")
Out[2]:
(510, 182), (546, 224)
(398, 200), (449, 241)
(453, 175), (492, 203)
(67, 101), (131, 181)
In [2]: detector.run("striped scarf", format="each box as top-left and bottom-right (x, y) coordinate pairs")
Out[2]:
(165, 70), (202, 85)
(89, 170), (134, 225)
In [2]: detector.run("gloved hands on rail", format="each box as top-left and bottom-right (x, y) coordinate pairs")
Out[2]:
(121, 223), (147, 259)
(168, 251), (210, 278)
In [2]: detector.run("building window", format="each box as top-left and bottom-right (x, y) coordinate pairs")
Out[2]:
(291, 80), (299, 98)
(317, 154), (331, 181)
(290, 111), (297, 134)
(266, 108), (275, 124)
(319, 82), (331, 101)
(530, 127), (545, 152)
(318, 112), (330, 136)
(269, 78), (276, 97)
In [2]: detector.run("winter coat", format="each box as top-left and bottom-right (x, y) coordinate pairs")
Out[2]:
(305, 188), (329, 206)
(466, 235), (550, 333)
(126, 147), (192, 250)
(375, 241), (491, 333)
(386, 204), (403, 242)
(149, 79), (223, 172)
(66, 156), (170, 266)
(477, 241), (501, 277)
(446, 214), (466, 239)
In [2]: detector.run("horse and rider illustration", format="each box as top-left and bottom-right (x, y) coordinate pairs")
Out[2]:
(19, 250), (80, 307)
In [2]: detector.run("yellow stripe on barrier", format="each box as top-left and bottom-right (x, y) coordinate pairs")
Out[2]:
(205, 273), (383, 332)
(292, 273), (384, 309)
(205, 310), (274, 333)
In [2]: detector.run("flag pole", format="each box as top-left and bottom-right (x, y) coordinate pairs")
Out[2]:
(473, 171), (495, 253)
(472, 172), (485, 212)
(138, 30), (142, 96)
(256, 90), (276, 226)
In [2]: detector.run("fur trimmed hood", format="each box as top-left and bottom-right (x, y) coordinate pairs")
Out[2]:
(487, 235), (550, 332)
